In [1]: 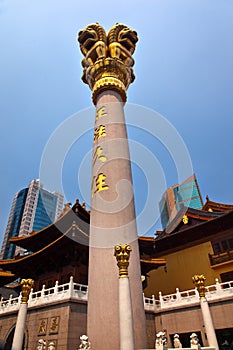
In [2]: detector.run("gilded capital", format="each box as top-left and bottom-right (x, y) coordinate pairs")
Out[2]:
(78, 23), (138, 104)
(114, 244), (132, 278)
(21, 279), (34, 304)
(192, 274), (206, 298)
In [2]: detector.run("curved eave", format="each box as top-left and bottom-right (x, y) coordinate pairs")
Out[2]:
(139, 236), (154, 242)
(138, 236), (155, 256)
(0, 225), (89, 278)
(9, 206), (90, 252)
(0, 271), (15, 277)
(0, 271), (16, 286)
(153, 210), (233, 257)
(139, 210), (233, 256)
(162, 207), (223, 236)
(202, 199), (233, 212)
(140, 258), (166, 275)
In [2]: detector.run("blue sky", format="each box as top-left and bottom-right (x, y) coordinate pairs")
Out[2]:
(0, 0), (233, 243)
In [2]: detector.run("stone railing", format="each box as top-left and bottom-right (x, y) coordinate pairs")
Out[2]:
(0, 277), (232, 315)
(143, 279), (233, 312)
(0, 277), (88, 314)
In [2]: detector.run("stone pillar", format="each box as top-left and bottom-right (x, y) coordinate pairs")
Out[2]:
(192, 275), (219, 350)
(12, 279), (34, 350)
(115, 244), (134, 350)
(78, 23), (147, 349)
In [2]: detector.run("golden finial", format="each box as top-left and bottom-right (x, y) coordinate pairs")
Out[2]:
(20, 279), (34, 304)
(114, 244), (132, 278)
(192, 274), (206, 298)
(182, 215), (189, 224)
(78, 23), (138, 104)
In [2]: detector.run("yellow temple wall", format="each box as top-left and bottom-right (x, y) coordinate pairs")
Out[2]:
(144, 241), (224, 297)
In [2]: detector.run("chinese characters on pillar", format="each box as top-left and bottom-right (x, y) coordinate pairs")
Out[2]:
(95, 106), (107, 121)
(92, 106), (109, 197)
(94, 125), (106, 143)
(93, 146), (106, 163)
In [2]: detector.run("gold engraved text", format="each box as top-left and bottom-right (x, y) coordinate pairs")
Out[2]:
(96, 106), (107, 121)
(94, 125), (106, 143)
(93, 146), (107, 164)
(96, 173), (109, 193)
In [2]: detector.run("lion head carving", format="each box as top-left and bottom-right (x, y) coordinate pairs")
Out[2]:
(78, 23), (107, 65)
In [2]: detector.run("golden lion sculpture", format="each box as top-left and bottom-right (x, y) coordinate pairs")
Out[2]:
(78, 23), (138, 102)
(78, 22), (138, 70)
(108, 23), (138, 67)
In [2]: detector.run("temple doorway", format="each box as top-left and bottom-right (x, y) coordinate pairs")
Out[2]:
(3, 327), (25, 350)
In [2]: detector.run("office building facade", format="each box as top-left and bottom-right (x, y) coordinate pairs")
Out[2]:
(0, 179), (63, 259)
(159, 174), (203, 229)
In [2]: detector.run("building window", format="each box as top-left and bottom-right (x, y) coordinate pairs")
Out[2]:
(213, 243), (221, 254)
(222, 240), (228, 251)
(229, 239), (233, 249)
(220, 271), (233, 283)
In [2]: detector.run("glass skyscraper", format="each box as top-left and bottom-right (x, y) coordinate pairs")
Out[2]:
(0, 179), (64, 259)
(159, 174), (203, 229)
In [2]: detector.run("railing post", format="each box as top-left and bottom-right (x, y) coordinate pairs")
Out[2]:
(41, 284), (45, 298)
(159, 292), (164, 308)
(152, 294), (156, 310)
(175, 288), (181, 302)
(54, 280), (59, 294)
(215, 278), (222, 295)
(69, 276), (74, 298)
(8, 294), (13, 308)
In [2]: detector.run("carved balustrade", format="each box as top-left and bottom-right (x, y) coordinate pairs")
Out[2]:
(0, 277), (232, 315)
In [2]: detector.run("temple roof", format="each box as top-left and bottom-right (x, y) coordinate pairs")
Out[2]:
(161, 206), (223, 236)
(0, 224), (89, 279)
(0, 200), (165, 286)
(152, 210), (233, 257)
(137, 209), (233, 257)
(4, 197), (232, 286)
(202, 196), (233, 212)
(9, 201), (89, 253)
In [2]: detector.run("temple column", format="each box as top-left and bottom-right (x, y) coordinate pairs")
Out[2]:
(115, 244), (134, 350)
(192, 275), (219, 350)
(12, 279), (34, 350)
(78, 23), (147, 349)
